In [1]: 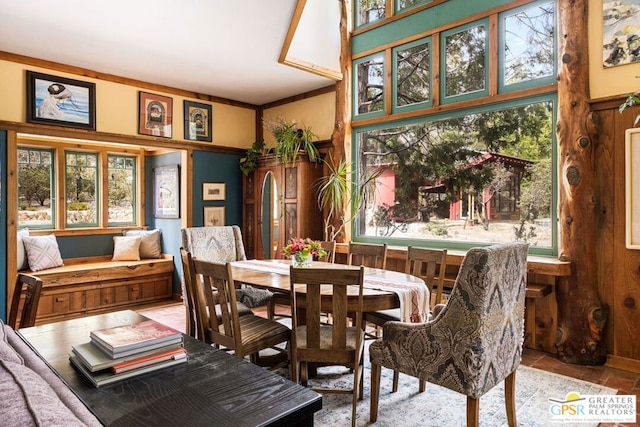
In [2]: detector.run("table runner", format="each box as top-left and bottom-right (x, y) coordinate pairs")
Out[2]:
(231, 259), (429, 323)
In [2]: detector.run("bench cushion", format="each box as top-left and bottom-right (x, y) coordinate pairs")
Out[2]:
(22, 234), (64, 272)
(123, 229), (162, 259)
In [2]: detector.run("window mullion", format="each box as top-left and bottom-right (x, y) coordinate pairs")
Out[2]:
(101, 152), (108, 227)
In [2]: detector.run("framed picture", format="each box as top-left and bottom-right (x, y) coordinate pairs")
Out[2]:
(202, 182), (225, 201)
(138, 91), (173, 138)
(153, 165), (180, 218)
(626, 128), (640, 249)
(26, 71), (96, 130)
(204, 206), (225, 226)
(184, 100), (213, 142)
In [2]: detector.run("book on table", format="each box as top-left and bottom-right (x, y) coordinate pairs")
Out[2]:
(89, 319), (183, 358)
(71, 341), (185, 372)
(69, 351), (187, 388)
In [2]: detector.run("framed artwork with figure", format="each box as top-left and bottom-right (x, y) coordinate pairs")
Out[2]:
(139, 91), (173, 138)
(204, 206), (225, 226)
(26, 71), (96, 130)
(153, 165), (180, 218)
(184, 100), (212, 142)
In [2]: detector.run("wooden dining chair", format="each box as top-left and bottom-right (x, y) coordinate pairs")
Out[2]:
(188, 256), (290, 370)
(267, 240), (337, 320)
(347, 242), (387, 269)
(289, 265), (366, 427)
(364, 246), (448, 390)
(180, 248), (198, 338)
(8, 273), (43, 329)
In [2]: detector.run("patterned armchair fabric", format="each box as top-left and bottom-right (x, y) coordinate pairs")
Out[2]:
(369, 242), (529, 400)
(181, 226), (271, 308)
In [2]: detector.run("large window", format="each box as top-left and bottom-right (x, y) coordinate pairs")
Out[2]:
(352, 0), (557, 254)
(18, 139), (141, 230)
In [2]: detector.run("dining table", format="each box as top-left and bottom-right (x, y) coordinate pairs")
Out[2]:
(230, 259), (430, 323)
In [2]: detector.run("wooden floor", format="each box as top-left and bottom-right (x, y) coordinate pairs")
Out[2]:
(137, 302), (640, 426)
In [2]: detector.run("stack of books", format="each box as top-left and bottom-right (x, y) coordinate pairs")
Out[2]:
(69, 319), (187, 387)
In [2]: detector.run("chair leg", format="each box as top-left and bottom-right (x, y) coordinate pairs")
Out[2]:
(301, 361), (308, 387)
(370, 362), (381, 422)
(267, 299), (275, 320)
(505, 370), (517, 427)
(419, 379), (425, 393)
(466, 396), (479, 427)
(392, 370), (399, 392)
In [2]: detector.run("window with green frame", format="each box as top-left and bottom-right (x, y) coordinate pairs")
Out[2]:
(17, 147), (54, 229)
(393, 37), (432, 111)
(354, 53), (385, 117)
(108, 154), (136, 226)
(18, 142), (140, 230)
(356, 0), (386, 28)
(351, 0), (558, 255)
(66, 151), (98, 227)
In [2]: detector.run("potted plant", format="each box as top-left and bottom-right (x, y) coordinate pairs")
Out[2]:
(315, 158), (381, 241)
(239, 140), (267, 176)
(619, 88), (640, 126)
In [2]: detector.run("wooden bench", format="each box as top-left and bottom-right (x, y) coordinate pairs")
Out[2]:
(21, 255), (174, 325)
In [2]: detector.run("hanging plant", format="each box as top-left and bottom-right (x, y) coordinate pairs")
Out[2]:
(263, 117), (319, 165)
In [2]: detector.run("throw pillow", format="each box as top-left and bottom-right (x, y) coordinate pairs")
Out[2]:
(122, 229), (162, 258)
(22, 234), (64, 272)
(112, 235), (142, 261)
(17, 228), (29, 270)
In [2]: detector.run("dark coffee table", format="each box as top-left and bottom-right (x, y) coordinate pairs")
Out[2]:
(17, 310), (322, 426)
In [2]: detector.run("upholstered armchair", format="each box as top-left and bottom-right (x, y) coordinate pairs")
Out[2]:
(369, 242), (529, 427)
(181, 226), (272, 308)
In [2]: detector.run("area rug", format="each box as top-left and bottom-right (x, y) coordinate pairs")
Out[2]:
(310, 354), (617, 427)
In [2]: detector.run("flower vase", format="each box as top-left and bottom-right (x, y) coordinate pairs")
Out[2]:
(291, 253), (313, 267)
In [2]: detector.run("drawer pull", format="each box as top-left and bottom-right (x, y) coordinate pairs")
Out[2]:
(55, 297), (66, 303)
(127, 265), (139, 270)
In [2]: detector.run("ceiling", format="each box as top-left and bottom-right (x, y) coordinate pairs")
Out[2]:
(0, 0), (342, 106)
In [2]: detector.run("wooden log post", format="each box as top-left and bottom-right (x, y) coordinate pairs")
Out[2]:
(328, 0), (352, 243)
(556, 0), (607, 364)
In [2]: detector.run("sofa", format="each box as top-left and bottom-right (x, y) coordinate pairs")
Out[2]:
(0, 320), (101, 426)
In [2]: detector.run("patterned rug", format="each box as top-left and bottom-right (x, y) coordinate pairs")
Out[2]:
(308, 348), (616, 427)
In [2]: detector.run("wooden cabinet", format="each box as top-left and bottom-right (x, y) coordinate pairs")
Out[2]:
(243, 155), (325, 259)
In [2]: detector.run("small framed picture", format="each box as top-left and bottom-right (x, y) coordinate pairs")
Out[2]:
(138, 91), (173, 138)
(153, 164), (180, 218)
(26, 71), (96, 130)
(202, 182), (225, 201)
(204, 206), (225, 226)
(184, 100), (213, 142)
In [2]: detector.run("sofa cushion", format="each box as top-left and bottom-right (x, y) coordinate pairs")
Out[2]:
(0, 359), (88, 426)
(123, 229), (162, 258)
(0, 321), (24, 365)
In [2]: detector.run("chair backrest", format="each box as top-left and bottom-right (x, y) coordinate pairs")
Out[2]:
(179, 248), (198, 338)
(289, 266), (365, 359)
(189, 258), (241, 351)
(347, 242), (387, 269)
(434, 242), (529, 396)
(405, 246), (448, 308)
(319, 240), (337, 263)
(8, 273), (43, 329)
(181, 225), (247, 263)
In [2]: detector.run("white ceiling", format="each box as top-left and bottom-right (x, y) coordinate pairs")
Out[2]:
(0, 0), (341, 105)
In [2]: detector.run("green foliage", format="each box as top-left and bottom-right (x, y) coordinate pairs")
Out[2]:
(239, 140), (267, 176)
(18, 164), (51, 206)
(619, 86), (640, 126)
(426, 222), (449, 237)
(68, 201), (88, 211)
(108, 169), (133, 207)
(266, 117), (319, 165)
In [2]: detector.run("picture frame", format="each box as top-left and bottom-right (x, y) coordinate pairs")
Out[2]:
(626, 128), (640, 249)
(184, 100), (213, 142)
(202, 182), (225, 201)
(26, 71), (96, 130)
(138, 91), (173, 138)
(204, 206), (225, 226)
(153, 164), (180, 218)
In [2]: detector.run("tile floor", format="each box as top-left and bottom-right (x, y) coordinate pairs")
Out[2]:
(137, 302), (640, 426)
